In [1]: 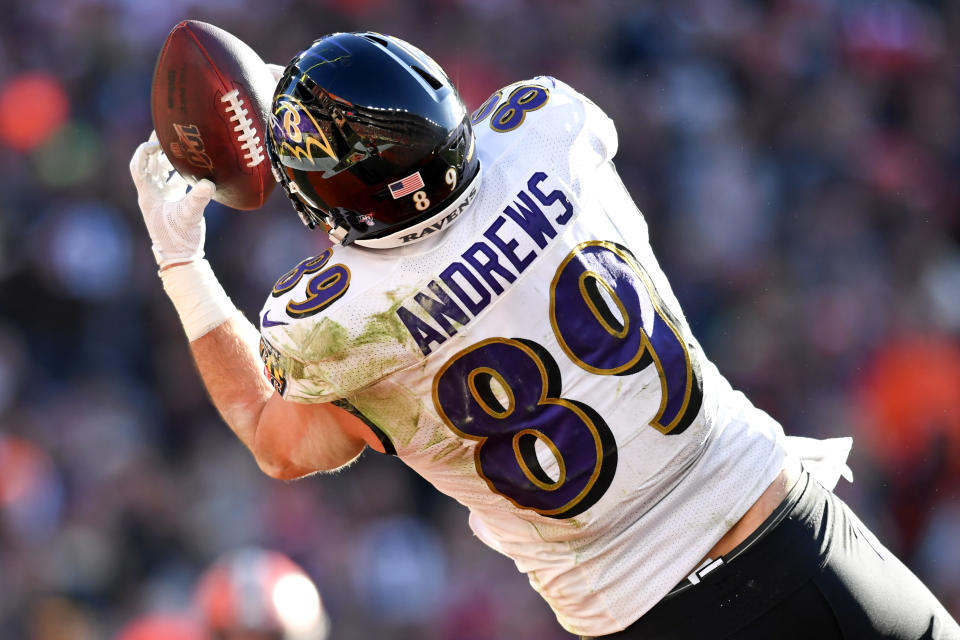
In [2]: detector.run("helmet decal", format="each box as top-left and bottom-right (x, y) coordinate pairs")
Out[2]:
(388, 171), (425, 199)
(356, 164), (481, 248)
(271, 95), (338, 166)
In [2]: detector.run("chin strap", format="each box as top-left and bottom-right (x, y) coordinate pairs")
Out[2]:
(328, 225), (349, 244)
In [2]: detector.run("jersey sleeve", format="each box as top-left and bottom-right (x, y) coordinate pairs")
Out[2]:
(257, 247), (421, 404)
(544, 76), (618, 168)
(474, 75), (618, 170)
(258, 332), (338, 403)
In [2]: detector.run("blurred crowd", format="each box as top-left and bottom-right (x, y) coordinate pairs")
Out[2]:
(1, 0), (959, 637)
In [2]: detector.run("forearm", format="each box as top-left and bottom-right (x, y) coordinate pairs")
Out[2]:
(190, 314), (375, 477)
(189, 313), (273, 452)
(158, 260), (374, 476)
(130, 139), (350, 474)
(160, 260), (269, 452)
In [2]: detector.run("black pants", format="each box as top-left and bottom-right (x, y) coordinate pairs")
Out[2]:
(591, 472), (960, 639)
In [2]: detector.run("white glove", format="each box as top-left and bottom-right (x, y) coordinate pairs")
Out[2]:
(129, 133), (216, 269)
(267, 63), (286, 83)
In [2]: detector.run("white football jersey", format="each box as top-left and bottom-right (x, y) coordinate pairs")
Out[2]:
(259, 77), (788, 635)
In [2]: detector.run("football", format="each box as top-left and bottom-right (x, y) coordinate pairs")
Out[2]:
(151, 20), (276, 210)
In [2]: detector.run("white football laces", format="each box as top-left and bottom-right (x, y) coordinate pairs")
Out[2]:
(221, 89), (264, 167)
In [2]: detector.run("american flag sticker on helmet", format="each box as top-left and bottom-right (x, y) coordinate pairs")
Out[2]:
(388, 172), (425, 199)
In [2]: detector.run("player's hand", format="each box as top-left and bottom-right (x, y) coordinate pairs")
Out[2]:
(267, 63), (286, 83)
(129, 132), (216, 269)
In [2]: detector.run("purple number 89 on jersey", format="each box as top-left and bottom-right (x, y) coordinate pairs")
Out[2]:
(551, 241), (702, 435)
(433, 338), (617, 519)
(272, 249), (351, 320)
(433, 241), (702, 519)
(471, 84), (550, 133)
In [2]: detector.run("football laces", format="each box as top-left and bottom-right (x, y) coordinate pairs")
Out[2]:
(221, 89), (264, 167)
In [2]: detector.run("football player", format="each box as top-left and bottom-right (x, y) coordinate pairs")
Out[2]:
(194, 547), (329, 640)
(130, 33), (960, 638)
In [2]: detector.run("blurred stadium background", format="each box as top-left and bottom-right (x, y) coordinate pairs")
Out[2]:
(1, 0), (959, 637)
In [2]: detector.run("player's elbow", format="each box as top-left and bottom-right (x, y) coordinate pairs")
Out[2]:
(251, 436), (361, 479)
(249, 400), (317, 480)
(256, 458), (303, 481)
(251, 394), (365, 478)
(252, 449), (313, 480)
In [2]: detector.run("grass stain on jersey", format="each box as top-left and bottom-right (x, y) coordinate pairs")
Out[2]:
(424, 426), (450, 450)
(280, 285), (425, 410)
(429, 440), (467, 465)
(298, 319), (352, 362)
(354, 296), (412, 347)
(349, 381), (422, 448)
